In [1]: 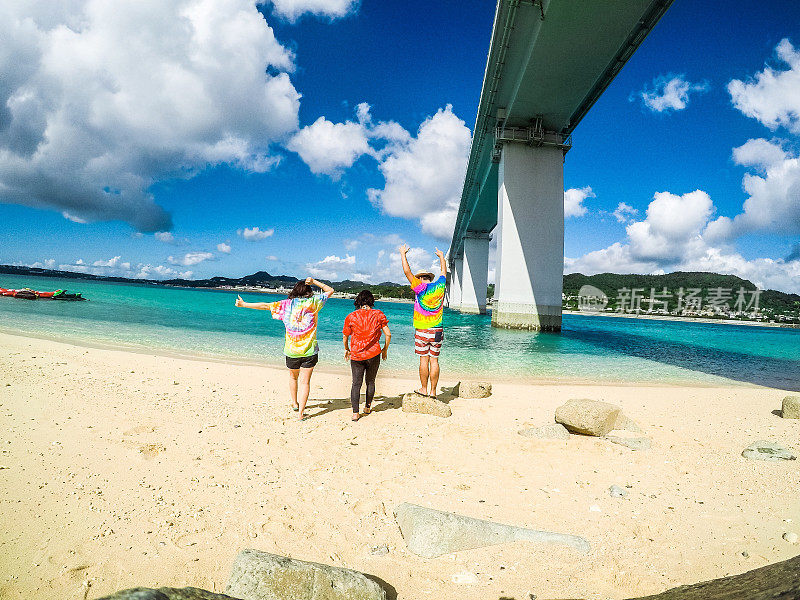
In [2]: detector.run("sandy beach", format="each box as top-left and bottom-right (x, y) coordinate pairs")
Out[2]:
(1, 330), (798, 600)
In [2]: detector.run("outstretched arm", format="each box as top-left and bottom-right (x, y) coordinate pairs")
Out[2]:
(435, 247), (447, 276)
(307, 276), (334, 297)
(234, 294), (273, 310)
(398, 244), (414, 284)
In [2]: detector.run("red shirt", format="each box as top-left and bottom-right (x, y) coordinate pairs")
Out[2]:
(342, 308), (388, 361)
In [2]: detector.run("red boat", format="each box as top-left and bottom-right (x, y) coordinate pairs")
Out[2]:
(0, 288), (85, 301)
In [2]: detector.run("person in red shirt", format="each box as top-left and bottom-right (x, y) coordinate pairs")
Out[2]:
(342, 290), (391, 422)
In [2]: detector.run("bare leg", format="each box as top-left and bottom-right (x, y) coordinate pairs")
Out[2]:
(297, 366), (314, 419)
(417, 356), (429, 395)
(428, 356), (440, 398)
(288, 369), (300, 409)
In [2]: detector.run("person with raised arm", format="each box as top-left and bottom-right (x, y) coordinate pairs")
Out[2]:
(235, 277), (333, 421)
(399, 244), (447, 398)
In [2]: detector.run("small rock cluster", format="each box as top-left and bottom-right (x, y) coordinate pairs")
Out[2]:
(400, 381), (492, 418)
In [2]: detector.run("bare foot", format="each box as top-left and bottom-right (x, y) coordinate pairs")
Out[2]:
(415, 388), (428, 397)
(351, 413), (360, 422)
(363, 406), (371, 415)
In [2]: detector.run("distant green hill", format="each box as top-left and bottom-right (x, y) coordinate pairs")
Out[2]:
(561, 272), (800, 317)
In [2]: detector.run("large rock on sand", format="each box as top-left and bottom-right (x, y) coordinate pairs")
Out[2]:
(393, 502), (589, 558)
(225, 549), (386, 600)
(555, 399), (621, 436)
(401, 393), (451, 418)
(627, 553), (800, 599)
(97, 588), (239, 599)
(453, 381), (492, 399)
(781, 395), (800, 419)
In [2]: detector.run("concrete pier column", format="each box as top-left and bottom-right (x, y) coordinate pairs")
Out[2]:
(492, 143), (564, 331)
(447, 256), (463, 309)
(459, 232), (490, 314)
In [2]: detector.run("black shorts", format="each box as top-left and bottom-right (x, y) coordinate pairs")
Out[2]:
(285, 354), (319, 369)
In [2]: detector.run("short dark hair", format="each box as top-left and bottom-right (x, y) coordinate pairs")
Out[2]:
(417, 273), (434, 282)
(354, 289), (375, 308)
(288, 280), (313, 299)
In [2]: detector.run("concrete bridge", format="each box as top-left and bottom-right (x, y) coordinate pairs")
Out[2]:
(447, 0), (674, 330)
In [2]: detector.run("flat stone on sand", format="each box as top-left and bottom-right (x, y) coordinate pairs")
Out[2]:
(554, 399), (621, 436)
(393, 502), (589, 558)
(604, 433), (652, 451)
(98, 588), (240, 599)
(781, 395), (800, 419)
(225, 549), (386, 600)
(517, 423), (570, 440)
(453, 381), (492, 399)
(401, 393), (451, 418)
(741, 440), (797, 462)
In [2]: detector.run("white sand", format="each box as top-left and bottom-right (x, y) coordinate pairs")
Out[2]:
(0, 331), (798, 599)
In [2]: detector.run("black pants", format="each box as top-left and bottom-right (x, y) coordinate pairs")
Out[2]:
(350, 354), (381, 413)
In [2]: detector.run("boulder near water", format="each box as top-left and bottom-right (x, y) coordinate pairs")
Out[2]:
(452, 381), (492, 398)
(401, 393), (452, 418)
(781, 395), (800, 419)
(225, 549), (386, 600)
(554, 399), (621, 436)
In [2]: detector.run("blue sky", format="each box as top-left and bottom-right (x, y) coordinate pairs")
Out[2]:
(1, 0), (799, 292)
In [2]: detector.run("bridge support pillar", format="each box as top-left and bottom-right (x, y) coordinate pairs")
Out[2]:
(459, 232), (490, 314)
(447, 257), (463, 309)
(492, 143), (563, 331)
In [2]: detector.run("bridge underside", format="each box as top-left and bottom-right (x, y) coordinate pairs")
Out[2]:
(447, 0), (673, 331)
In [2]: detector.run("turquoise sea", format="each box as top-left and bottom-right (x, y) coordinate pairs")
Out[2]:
(0, 274), (798, 390)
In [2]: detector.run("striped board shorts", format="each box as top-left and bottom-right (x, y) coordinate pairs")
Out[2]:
(414, 327), (443, 357)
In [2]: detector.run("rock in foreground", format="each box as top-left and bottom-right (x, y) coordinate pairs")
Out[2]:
(97, 588), (239, 600)
(452, 381), (492, 399)
(394, 502), (589, 558)
(555, 399), (621, 436)
(781, 395), (800, 419)
(225, 549), (386, 600)
(741, 440), (797, 462)
(401, 393), (451, 418)
(627, 553), (800, 599)
(518, 423), (570, 440)
(604, 433), (652, 451)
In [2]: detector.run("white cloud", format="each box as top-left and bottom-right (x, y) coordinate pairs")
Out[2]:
(29, 258), (56, 269)
(344, 239), (361, 251)
(217, 242), (232, 254)
(287, 114), (371, 177)
(168, 251), (214, 266)
(52, 256), (192, 280)
(0, 0), (300, 231)
(729, 39), (800, 133)
(564, 186), (594, 218)
(612, 202), (639, 223)
(266, 255), (279, 261)
(155, 231), (177, 244)
(565, 189), (800, 293)
(305, 253), (356, 279)
(238, 226), (275, 241)
(636, 74), (708, 113)
(368, 105), (471, 239)
(266, 0), (358, 22)
(705, 138), (800, 241)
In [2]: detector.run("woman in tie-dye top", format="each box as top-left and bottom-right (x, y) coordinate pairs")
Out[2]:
(399, 244), (448, 399)
(235, 277), (333, 420)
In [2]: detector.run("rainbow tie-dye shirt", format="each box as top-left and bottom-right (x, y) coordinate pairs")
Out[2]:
(266, 292), (329, 358)
(411, 275), (446, 330)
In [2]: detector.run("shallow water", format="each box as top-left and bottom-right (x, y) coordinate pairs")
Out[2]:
(1, 274), (798, 389)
